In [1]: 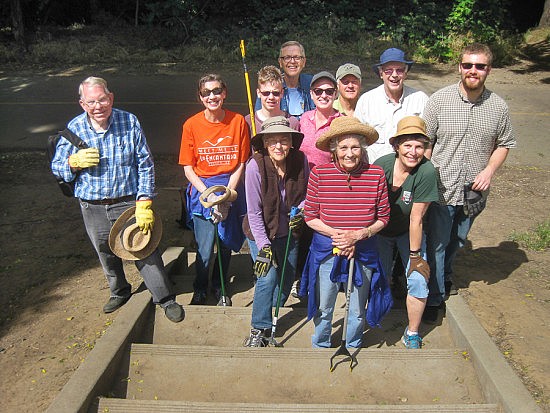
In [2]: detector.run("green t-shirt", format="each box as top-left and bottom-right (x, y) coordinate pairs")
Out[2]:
(374, 153), (439, 237)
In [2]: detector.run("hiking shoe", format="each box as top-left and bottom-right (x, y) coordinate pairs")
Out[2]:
(243, 328), (269, 347)
(190, 291), (207, 305)
(422, 302), (445, 324)
(291, 280), (301, 298)
(164, 302), (185, 323)
(103, 295), (131, 313)
(402, 327), (422, 349)
(445, 280), (458, 296)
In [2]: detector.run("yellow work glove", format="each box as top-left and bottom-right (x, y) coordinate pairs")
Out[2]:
(68, 147), (100, 169)
(135, 200), (155, 234)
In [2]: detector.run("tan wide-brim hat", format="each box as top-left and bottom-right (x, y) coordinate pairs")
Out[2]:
(251, 115), (304, 152)
(316, 116), (379, 152)
(388, 116), (430, 146)
(109, 206), (163, 261)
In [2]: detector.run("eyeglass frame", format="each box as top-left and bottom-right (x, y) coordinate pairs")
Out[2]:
(381, 67), (407, 76)
(460, 62), (489, 71)
(259, 90), (282, 97)
(312, 87), (336, 97)
(279, 55), (305, 63)
(199, 87), (224, 98)
(81, 96), (111, 108)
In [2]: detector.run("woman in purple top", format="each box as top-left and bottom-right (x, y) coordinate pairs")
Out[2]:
(243, 116), (309, 347)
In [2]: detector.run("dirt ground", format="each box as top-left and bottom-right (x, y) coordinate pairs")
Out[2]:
(0, 68), (549, 412)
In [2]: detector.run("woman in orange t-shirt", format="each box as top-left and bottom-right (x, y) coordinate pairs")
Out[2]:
(179, 73), (250, 305)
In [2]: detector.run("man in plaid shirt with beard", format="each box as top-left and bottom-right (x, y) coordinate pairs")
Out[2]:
(422, 43), (516, 323)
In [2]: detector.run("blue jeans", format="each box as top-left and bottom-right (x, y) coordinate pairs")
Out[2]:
(79, 199), (173, 304)
(377, 233), (429, 299)
(312, 255), (372, 348)
(192, 215), (232, 294)
(426, 203), (475, 306)
(248, 236), (298, 330)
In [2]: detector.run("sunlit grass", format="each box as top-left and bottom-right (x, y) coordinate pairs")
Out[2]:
(510, 220), (550, 251)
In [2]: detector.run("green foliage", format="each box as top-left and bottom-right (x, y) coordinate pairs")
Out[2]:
(510, 220), (550, 251)
(0, 0), (524, 66)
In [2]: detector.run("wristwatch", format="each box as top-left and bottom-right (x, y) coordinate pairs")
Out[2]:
(409, 250), (422, 257)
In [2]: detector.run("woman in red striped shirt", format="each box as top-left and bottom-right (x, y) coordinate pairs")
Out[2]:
(299, 116), (392, 348)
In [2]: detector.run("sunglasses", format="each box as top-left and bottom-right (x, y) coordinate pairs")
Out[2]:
(382, 68), (406, 76)
(312, 87), (336, 97)
(460, 62), (488, 71)
(199, 87), (224, 97)
(259, 90), (281, 97)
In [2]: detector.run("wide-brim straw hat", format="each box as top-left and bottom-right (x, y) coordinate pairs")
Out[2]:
(389, 116), (430, 146)
(316, 116), (379, 152)
(109, 206), (163, 261)
(251, 115), (304, 152)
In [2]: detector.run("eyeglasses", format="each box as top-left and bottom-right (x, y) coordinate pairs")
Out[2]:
(259, 90), (281, 97)
(312, 87), (336, 97)
(382, 68), (406, 76)
(460, 62), (488, 71)
(199, 87), (224, 97)
(265, 138), (291, 148)
(82, 97), (110, 108)
(280, 55), (304, 62)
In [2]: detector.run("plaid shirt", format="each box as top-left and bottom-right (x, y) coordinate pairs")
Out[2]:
(51, 108), (155, 200)
(423, 83), (516, 205)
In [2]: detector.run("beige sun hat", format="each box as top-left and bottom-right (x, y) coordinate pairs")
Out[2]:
(316, 116), (379, 152)
(389, 116), (430, 146)
(251, 116), (304, 152)
(109, 206), (163, 261)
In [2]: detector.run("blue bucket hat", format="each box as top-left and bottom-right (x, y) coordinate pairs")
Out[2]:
(372, 48), (414, 75)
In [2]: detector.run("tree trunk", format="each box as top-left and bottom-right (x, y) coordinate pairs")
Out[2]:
(10, 0), (25, 49)
(135, 0), (139, 27)
(540, 0), (550, 27)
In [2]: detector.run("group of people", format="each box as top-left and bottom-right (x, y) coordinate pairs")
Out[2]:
(51, 40), (515, 351)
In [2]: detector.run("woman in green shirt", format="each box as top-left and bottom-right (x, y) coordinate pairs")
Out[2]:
(374, 116), (438, 349)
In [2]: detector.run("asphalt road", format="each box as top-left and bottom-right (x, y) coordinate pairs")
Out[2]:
(0, 72), (548, 168)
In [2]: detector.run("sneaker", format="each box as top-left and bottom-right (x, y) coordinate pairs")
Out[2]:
(164, 302), (185, 323)
(190, 291), (207, 305)
(445, 280), (458, 296)
(243, 328), (269, 347)
(402, 327), (422, 349)
(291, 280), (301, 298)
(103, 295), (131, 313)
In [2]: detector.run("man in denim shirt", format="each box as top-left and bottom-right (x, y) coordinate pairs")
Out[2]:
(50, 76), (184, 322)
(255, 41), (314, 119)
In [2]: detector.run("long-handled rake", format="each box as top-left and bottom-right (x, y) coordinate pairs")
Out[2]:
(268, 206), (300, 347)
(214, 227), (231, 306)
(330, 257), (358, 372)
(199, 185), (237, 307)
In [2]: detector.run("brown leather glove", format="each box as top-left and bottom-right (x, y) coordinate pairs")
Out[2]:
(408, 255), (430, 282)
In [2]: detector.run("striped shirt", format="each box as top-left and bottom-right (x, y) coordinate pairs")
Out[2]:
(51, 108), (155, 200)
(304, 161), (390, 230)
(424, 83), (516, 205)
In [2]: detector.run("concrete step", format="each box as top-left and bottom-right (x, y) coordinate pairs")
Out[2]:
(121, 343), (487, 407)
(97, 397), (500, 412)
(152, 305), (454, 349)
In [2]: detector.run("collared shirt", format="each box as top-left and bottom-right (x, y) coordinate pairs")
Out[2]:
(355, 84), (428, 162)
(254, 73), (315, 119)
(299, 109), (342, 168)
(51, 108), (155, 200)
(423, 82), (516, 205)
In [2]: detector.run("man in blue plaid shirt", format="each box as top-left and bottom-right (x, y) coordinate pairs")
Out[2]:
(51, 76), (184, 322)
